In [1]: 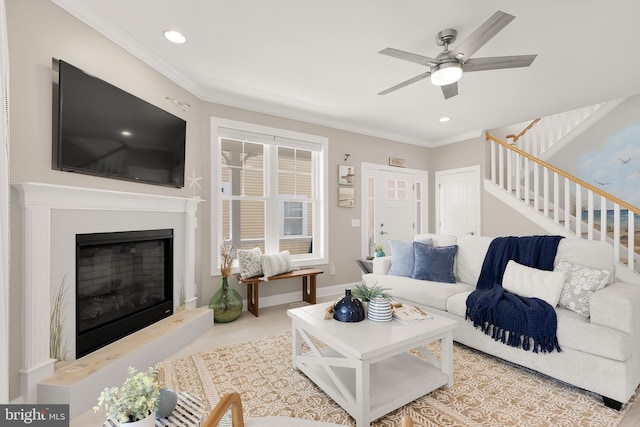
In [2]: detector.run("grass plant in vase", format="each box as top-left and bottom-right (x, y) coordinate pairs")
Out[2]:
(352, 279), (391, 317)
(50, 275), (69, 366)
(209, 244), (243, 323)
(94, 366), (161, 426)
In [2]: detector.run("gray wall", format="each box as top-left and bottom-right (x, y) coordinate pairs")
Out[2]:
(5, 0), (429, 399)
(7, 0), (573, 403)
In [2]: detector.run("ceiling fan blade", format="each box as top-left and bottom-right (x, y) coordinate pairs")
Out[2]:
(441, 82), (458, 99)
(378, 71), (431, 95)
(379, 47), (440, 67)
(451, 10), (515, 60)
(462, 55), (537, 72)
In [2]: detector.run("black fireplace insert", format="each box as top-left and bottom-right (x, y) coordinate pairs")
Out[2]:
(75, 229), (174, 358)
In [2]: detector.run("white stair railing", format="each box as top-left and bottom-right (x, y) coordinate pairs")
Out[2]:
(488, 133), (639, 277)
(506, 103), (605, 158)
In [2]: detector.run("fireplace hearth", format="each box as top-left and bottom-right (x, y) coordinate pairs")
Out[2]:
(76, 229), (174, 358)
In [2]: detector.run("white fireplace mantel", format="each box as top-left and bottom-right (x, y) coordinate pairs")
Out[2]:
(13, 182), (203, 403)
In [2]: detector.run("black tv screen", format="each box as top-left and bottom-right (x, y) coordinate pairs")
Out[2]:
(53, 59), (186, 188)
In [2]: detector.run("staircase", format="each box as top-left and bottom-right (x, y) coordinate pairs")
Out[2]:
(485, 109), (640, 284)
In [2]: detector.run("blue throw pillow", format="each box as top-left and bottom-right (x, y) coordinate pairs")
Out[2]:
(411, 242), (458, 283)
(388, 238), (432, 277)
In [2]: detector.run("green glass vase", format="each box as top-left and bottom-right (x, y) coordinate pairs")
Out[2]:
(208, 276), (243, 323)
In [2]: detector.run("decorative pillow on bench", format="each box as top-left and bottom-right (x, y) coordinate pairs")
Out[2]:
(261, 250), (293, 277)
(237, 247), (263, 279)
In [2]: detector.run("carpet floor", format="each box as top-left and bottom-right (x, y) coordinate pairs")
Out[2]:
(159, 330), (635, 426)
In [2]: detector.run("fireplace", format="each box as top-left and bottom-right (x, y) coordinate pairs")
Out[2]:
(75, 229), (174, 358)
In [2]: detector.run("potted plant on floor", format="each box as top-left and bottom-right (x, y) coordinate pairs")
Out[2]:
(94, 366), (161, 426)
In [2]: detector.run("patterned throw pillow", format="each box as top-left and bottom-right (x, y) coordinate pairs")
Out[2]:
(554, 260), (610, 318)
(237, 247), (263, 279)
(261, 250), (293, 278)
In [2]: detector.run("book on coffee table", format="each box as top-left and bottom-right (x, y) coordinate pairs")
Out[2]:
(392, 304), (432, 324)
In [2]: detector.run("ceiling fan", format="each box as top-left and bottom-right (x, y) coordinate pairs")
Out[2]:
(378, 10), (537, 99)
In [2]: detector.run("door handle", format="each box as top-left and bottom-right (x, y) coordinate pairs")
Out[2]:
(380, 231), (389, 235)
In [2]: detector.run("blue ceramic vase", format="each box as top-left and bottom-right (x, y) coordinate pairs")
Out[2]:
(333, 289), (365, 322)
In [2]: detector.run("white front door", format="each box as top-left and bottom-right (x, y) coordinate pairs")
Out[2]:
(361, 163), (427, 257)
(377, 169), (415, 250)
(436, 166), (481, 236)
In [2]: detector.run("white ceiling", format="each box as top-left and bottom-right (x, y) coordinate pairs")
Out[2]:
(52, 0), (640, 147)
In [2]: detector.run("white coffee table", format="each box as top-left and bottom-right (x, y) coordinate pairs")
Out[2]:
(287, 304), (458, 427)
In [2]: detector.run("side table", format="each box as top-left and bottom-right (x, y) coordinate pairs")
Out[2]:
(355, 258), (374, 274)
(101, 391), (205, 427)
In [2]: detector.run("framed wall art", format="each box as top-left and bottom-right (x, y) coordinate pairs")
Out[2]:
(338, 165), (355, 186)
(338, 187), (355, 208)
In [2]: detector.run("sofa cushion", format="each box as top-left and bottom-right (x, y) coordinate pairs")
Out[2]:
(555, 238), (615, 285)
(555, 260), (610, 318)
(456, 235), (494, 286)
(447, 290), (472, 317)
(556, 307), (632, 362)
(387, 238), (432, 277)
(412, 243), (458, 283)
(414, 233), (457, 247)
(502, 260), (566, 307)
(366, 273), (473, 311)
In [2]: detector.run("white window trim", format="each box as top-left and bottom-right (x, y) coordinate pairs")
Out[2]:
(210, 117), (328, 276)
(279, 196), (309, 237)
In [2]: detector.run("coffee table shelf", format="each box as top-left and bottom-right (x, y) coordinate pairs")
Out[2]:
(288, 303), (458, 427)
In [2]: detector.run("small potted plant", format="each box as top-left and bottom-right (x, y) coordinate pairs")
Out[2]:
(352, 280), (392, 302)
(352, 280), (391, 317)
(373, 244), (385, 257)
(94, 366), (161, 426)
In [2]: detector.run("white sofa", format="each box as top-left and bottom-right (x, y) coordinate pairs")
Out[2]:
(363, 234), (640, 409)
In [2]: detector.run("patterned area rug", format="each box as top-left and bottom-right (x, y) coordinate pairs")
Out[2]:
(159, 330), (635, 426)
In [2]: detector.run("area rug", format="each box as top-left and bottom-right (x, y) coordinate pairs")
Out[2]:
(158, 330), (635, 426)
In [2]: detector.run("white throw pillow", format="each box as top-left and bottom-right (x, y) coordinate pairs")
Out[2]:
(237, 247), (263, 279)
(502, 260), (566, 307)
(554, 259), (610, 318)
(261, 251), (293, 277)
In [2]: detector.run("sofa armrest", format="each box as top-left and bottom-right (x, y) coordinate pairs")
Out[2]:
(372, 256), (392, 275)
(590, 282), (640, 335)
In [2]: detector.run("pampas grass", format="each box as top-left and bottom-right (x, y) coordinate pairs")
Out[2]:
(50, 275), (69, 362)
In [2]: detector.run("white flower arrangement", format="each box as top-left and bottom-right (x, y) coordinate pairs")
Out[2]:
(94, 366), (161, 423)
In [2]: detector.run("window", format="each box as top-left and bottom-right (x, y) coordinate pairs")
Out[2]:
(211, 118), (328, 274)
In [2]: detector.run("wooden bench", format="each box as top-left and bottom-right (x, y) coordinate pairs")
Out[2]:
(237, 268), (323, 317)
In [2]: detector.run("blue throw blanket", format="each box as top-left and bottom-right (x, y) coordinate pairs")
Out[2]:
(465, 235), (564, 353)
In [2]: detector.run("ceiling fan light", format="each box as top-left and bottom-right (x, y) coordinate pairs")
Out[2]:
(430, 62), (462, 86)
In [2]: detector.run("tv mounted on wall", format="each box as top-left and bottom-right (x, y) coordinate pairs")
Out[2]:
(53, 59), (186, 188)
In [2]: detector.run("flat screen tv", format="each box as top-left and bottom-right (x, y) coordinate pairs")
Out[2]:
(53, 59), (186, 188)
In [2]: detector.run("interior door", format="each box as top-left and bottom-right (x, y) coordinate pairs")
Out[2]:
(436, 166), (481, 236)
(377, 170), (416, 251)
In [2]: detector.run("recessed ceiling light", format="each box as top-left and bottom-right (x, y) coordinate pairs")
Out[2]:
(163, 30), (186, 44)
(121, 130), (132, 136)
(439, 117), (451, 123)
